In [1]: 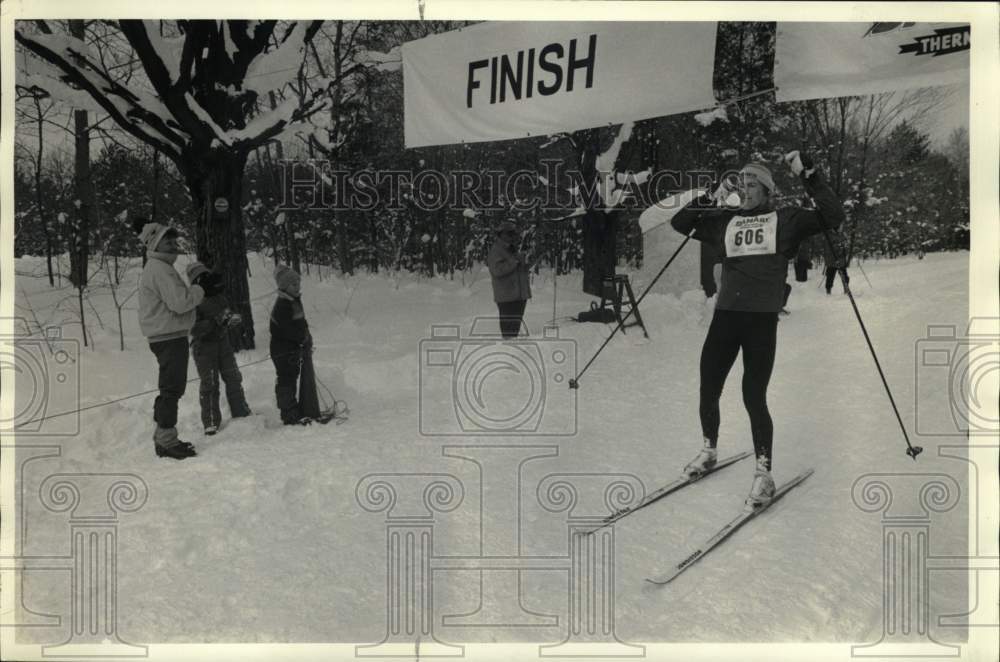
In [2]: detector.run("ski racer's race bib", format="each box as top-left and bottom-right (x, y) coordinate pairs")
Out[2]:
(724, 212), (778, 257)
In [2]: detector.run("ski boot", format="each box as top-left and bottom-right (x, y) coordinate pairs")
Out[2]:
(682, 442), (718, 478)
(744, 459), (775, 511)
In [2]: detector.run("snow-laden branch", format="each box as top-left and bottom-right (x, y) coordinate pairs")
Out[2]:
(352, 46), (402, 72)
(140, 20), (184, 86)
(15, 30), (187, 159)
(243, 22), (312, 96)
(694, 105), (729, 126)
(594, 121), (634, 212)
(18, 51), (105, 113)
(220, 20), (240, 61)
(184, 92), (232, 146)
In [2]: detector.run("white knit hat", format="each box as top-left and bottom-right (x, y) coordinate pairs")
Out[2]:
(138, 222), (175, 252)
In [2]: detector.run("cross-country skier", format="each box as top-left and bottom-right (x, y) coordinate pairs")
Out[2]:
(670, 152), (844, 509)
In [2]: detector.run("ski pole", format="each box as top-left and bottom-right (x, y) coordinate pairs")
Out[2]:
(569, 228), (695, 389)
(818, 227), (922, 460)
(856, 259), (874, 290)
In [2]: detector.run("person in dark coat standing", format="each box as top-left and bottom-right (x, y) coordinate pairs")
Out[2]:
(488, 221), (532, 339)
(186, 261), (252, 435)
(824, 234), (850, 294)
(270, 264), (312, 425)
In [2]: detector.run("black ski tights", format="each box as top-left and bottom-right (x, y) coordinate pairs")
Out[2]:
(699, 309), (778, 469)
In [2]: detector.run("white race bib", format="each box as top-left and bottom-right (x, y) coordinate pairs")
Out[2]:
(724, 212), (778, 257)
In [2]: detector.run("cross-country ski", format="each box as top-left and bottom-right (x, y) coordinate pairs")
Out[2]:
(645, 468), (815, 586)
(581, 450), (753, 534)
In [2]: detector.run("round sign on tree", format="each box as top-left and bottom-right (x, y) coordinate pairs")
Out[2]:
(213, 197), (230, 215)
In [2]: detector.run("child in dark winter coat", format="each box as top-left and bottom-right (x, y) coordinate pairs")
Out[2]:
(186, 262), (252, 435)
(270, 264), (313, 425)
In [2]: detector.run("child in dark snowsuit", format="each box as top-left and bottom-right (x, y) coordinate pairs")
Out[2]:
(270, 264), (313, 425)
(186, 262), (252, 435)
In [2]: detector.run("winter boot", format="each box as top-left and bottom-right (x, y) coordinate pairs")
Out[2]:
(682, 441), (718, 478)
(156, 444), (197, 459)
(204, 425), (218, 436)
(153, 427), (197, 460)
(280, 406), (299, 425)
(744, 463), (776, 511)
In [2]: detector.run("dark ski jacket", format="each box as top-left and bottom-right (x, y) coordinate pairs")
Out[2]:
(672, 170), (844, 312)
(270, 293), (310, 357)
(191, 293), (233, 343)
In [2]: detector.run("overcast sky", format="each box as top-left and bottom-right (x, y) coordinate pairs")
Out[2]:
(925, 79), (970, 147)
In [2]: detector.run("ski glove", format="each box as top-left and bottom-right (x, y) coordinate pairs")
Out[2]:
(784, 151), (816, 178)
(195, 272), (224, 297)
(218, 311), (242, 328)
(709, 174), (738, 202)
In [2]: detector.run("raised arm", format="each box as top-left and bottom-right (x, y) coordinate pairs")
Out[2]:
(671, 173), (739, 239)
(783, 152), (846, 238)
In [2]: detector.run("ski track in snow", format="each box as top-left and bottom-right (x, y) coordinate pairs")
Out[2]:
(12, 251), (972, 643)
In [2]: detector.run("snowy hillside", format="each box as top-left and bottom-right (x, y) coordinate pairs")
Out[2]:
(10, 250), (978, 650)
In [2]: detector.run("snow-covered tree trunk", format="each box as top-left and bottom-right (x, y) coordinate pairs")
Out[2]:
(187, 149), (254, 350)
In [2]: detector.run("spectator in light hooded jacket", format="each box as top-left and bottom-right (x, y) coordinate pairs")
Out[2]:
(135, 218), (203, 460)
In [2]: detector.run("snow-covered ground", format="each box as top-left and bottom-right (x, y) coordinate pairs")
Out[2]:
(8, 250), (980, 649)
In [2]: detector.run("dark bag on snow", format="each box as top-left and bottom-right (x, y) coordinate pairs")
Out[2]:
(575, 301), (618, 324)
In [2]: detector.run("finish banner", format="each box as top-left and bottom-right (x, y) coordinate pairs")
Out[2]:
(402, 21), (717, 148)
(775, 22), (970, 102)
